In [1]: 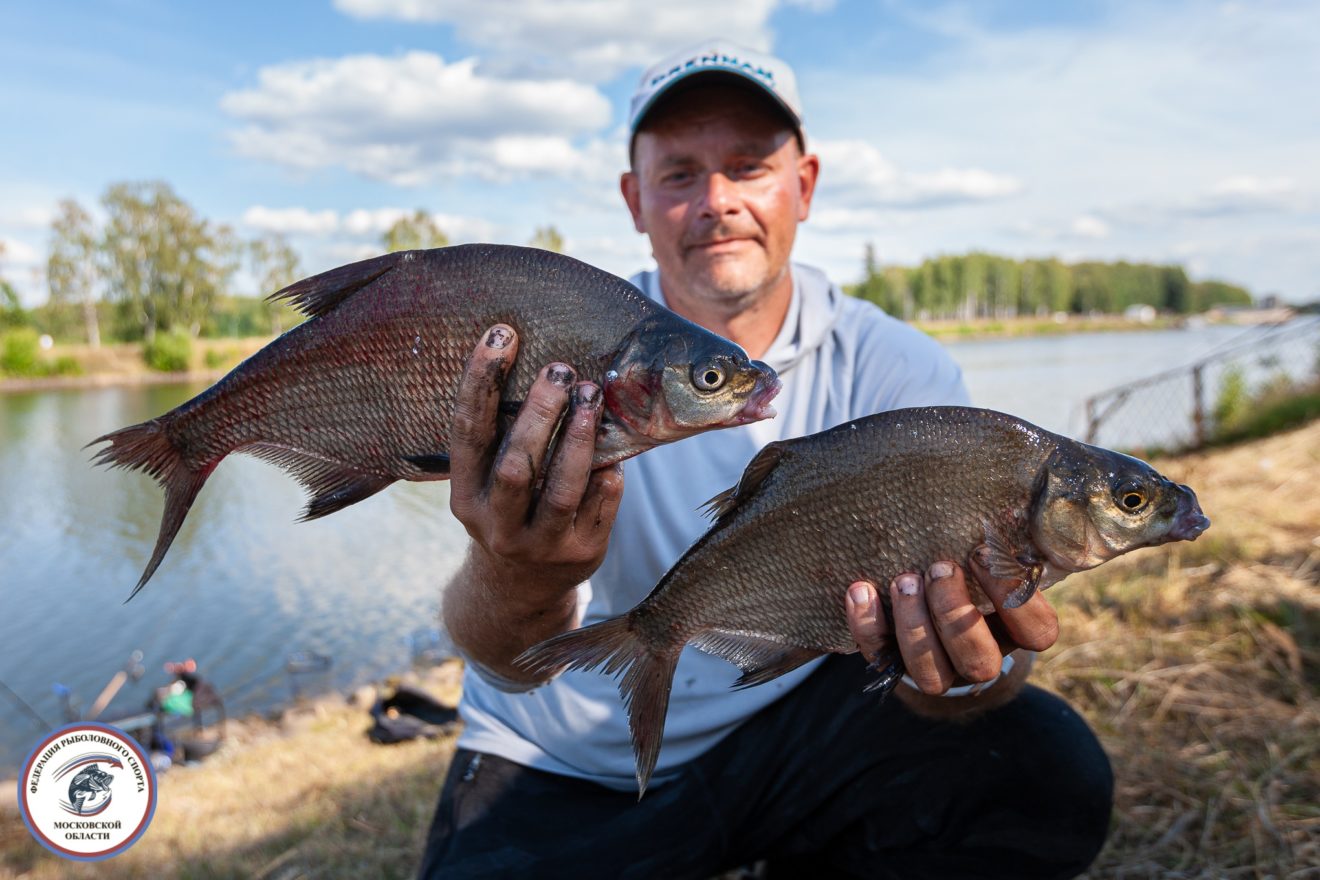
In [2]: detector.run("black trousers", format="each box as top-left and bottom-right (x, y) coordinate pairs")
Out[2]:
(420, 655), (1113, 879)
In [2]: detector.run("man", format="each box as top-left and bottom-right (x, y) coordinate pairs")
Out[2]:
(422, 42), (1113, 879)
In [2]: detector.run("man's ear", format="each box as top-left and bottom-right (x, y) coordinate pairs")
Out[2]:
(797, 152), (820, 223)
(620, 171), (646, 233)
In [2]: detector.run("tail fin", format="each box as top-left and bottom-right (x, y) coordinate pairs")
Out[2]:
(517, 617), (680, 797)
(89, 420), (214, 599)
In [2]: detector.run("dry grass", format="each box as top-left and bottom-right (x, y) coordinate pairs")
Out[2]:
(2, 423), (1317, 878)
(1038, 421), (1320, 878)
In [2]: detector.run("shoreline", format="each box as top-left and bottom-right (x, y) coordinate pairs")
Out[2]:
(0, 316), (1206, 394)
(0, 336), (268, 394)
(0, 368), (230, 394)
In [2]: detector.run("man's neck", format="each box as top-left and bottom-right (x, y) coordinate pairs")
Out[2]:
(657, 269), (793, 360)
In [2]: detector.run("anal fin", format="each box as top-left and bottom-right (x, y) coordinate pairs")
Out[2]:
(244, 443), (394, 521)
(691, 630), (823, 689)
(303, 472), (394, 520)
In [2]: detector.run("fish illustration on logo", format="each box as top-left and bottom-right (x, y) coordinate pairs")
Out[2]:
(54, 754), (123, 816)
(65, 763), (116, 815)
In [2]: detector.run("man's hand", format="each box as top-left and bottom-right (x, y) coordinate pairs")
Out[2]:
(442, 325), (624, 685)
(845, 547), (1059, 696)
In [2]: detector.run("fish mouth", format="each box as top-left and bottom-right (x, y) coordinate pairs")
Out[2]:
(732, 365), (781, 424)
(1168, 488), (1210, 541)
(1170, 510), (1211, 542)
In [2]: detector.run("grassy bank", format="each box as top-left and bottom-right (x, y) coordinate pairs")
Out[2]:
(2, 422), (1317, 878)
(0, 337), (268, 392)
(915, 313), (1181, 341)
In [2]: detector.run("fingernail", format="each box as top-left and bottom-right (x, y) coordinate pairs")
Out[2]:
(547, 364), (574, 387)
(848, 583), (874, 614)
(895, 574), (920, 597)
(929, 561), (953, 580)
(574, 383), (601, 409)
(485, 326), (511, 349)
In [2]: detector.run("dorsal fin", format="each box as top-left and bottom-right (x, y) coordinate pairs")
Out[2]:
(268, 251), (401, 318)
(698, 441), (787, 524)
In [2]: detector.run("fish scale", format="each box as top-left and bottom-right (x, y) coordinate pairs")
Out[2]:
(91, 244), (780, 596)
(519, 406), (1210, 795)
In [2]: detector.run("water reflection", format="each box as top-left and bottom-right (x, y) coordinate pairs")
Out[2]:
(1, 384), (468, 769)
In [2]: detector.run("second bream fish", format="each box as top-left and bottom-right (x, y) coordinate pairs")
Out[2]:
(92, 244), (781, 596)
(519, 406), (1211, 794)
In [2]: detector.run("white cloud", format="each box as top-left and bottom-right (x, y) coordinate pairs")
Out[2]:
(0, 237), (41, 268)
(0, 237), (45, 307)
(343, 208), (498, 242)
(1189, 176), (1303, 216)
(1070, 215), (1110, 239)
(814, 139), (1022, 209)
(0, 206), (55, 230)
(221, 51), (612, 185)
(241, 205), (498, 243)
(1094, 176), (1311, 229)
(332, 0), (780, 82)
(242, 206), (340, 236)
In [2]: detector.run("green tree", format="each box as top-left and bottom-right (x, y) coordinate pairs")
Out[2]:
(0, 243), (32, 331)
(1191, 279), (1253, 311)
(100, 181), (233, 341)
(47, 198), (102, 346)
(529, 225), (565, 253)
(248, 233), (303, 334)
(381, 209), (449, 253)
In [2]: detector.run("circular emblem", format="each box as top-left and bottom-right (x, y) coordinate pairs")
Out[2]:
(17, 723), (157, 861)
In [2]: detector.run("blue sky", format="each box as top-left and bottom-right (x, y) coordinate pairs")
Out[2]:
(2, 0), (1317, 305)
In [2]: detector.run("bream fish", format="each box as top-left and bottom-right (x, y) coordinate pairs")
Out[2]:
(519, 406), (1211, 793)
(92, 244), (780, 595)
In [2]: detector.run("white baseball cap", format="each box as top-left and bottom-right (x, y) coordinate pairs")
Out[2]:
(628, 40), (804, 141)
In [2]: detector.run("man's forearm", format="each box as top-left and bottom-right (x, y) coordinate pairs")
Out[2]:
(442, 543), (583, 688)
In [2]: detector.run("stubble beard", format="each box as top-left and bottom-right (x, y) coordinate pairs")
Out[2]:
(680, 251), (790, 318)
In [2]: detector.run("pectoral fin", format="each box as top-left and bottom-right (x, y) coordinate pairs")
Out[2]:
(1001, 566), (1043, 609)
(981, 522), (1044, 609)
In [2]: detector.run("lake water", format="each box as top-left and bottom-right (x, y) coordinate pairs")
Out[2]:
(0, 320), (1306, 769)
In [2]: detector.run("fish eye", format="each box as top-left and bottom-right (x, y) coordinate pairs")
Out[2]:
(1114, 480), (1148, 513)
(692, 362), (727, 392)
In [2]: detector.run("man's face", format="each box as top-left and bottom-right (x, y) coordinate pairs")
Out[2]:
(621, 84), (819, 311)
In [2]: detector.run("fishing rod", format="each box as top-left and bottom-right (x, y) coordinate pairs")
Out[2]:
(0, 676), (54, 732)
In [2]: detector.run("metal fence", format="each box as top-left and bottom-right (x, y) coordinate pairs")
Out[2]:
(1082, 316), (1320, 454)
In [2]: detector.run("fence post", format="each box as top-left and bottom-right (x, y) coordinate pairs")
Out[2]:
(1192, 364), (1205, 448)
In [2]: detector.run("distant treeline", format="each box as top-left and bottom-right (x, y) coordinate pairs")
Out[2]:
(849, 247), (1254, 321)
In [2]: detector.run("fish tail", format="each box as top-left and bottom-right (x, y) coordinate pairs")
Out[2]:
(89, 419), (215, 599)
(517, 616), (679, 797)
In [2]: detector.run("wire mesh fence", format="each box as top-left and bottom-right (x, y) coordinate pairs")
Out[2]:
(1082, 316), (1320, 454)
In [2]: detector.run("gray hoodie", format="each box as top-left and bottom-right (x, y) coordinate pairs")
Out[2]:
(458, 262), (970, 791)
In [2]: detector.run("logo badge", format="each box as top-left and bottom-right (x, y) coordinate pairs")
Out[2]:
(17, 723), (157, 861)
